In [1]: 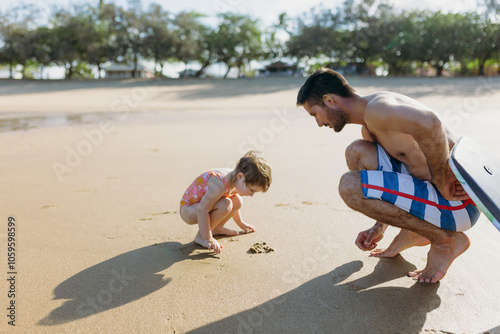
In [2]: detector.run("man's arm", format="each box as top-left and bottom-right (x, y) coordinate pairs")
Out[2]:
(361, 125), (376, 142)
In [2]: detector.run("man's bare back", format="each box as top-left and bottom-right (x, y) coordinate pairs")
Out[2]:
(362, 91), (459, 182)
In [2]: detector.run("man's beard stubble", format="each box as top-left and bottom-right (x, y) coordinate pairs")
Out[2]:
(325, 104), (348, 133)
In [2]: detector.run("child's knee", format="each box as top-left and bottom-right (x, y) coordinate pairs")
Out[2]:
(218, 197), (233, 213)
(231, 195), (243, 211)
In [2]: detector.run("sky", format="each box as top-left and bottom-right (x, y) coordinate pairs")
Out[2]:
(0, 0), (481, 26)
(0, 0), (482, 79)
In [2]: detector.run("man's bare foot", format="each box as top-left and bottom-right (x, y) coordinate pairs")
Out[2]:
(408, 232), (470, 283)
(212, 226), (239, 236)
(370, 229), (430, 258)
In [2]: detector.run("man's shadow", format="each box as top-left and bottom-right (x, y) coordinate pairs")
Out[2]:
(38, 242), (215, 326)
(188, 256), (441, 334)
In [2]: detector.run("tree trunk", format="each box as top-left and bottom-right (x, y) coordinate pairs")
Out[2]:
(132, 54), (138, 78)
(389, 62), (399, 76)
(436, 65), (443, 77)
(66, 63), (74, 79)
(9, 63), (13, 79)
(196, 60), (210, 78)
(223, 65), (231, 79)
(478, 57), (487, 76)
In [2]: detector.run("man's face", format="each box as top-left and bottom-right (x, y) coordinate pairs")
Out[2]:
(303, 100), (348, 132)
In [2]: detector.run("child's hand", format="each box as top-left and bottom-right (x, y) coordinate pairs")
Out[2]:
(206, 237), (223, 254)
(238, 222), (256, 234)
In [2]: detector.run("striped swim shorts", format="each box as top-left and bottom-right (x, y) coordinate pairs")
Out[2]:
(359, 144), (480, 232)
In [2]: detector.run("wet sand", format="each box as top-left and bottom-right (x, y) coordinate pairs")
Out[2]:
(1, 77), (500, 333)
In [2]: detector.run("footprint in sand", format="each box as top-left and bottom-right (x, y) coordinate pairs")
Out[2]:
(302, 201), (319, 205)
(42, 205), (57, 209)
(150, 211), (177, 215)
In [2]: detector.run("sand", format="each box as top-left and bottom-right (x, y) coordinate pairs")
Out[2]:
(1, 76), (500, 333)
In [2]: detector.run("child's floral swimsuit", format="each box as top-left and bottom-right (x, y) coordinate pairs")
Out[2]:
(180, 170), (231, 208)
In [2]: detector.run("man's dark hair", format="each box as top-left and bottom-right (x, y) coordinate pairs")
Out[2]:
(296, 68), (356, 106)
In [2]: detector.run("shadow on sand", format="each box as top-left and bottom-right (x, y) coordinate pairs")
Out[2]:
(187, 256), (441, 334)
(0, 77), (303, 98)
(39, 243), (442, 333)
(38, 241), (215, 326)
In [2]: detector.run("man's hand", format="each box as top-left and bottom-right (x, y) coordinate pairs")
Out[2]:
(355, 224), (385, 251)
(436, 165), (470, 201)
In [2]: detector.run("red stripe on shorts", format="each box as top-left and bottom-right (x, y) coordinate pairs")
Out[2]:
(361, 184), (474, 211)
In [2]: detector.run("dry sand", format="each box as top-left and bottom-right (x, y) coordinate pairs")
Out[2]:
(1, 76), (500, 333)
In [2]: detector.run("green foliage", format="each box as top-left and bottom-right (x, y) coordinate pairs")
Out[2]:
(211, 13), (264, 78)
(0, 0), (498, 79)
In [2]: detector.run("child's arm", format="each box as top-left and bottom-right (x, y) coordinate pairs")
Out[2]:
(196, 177), (227, 252)
(233, 208), (256, 233)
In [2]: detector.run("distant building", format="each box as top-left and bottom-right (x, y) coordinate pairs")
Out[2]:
(258, 61), (303, 77)
(104, 63), (155, 79)
(178, 69), (199, 78)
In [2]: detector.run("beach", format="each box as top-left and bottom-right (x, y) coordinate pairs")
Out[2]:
(1, 76), (500, 333)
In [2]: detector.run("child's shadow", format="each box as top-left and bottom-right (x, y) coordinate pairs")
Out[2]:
(38, 242), (214, 326)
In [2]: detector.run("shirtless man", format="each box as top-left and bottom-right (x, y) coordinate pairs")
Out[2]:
(296, 68), (480, 283)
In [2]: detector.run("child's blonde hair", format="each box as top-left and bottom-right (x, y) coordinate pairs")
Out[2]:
(233, 151), (272, 192)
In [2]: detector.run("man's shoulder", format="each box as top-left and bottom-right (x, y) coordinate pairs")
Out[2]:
(365, 91), (402, 110)
(364, 92), (396, 122)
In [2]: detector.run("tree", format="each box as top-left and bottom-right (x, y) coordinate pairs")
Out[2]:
(286, 8), (339, 65)
(214, 13), (263, 78)
(0, 4), (40, 78)
(417, 12), (464, 76)
(113, 4), (148, 78)
(48, 6), (97, 79)
(142, 4), (176, 77)
(466, 12), (499, 75)
(173, 11), (205, 72)
(265, 12), (293, 62)
(83, 3), (122, 79)
(340, 0), (396, 69)
(194, 26), (217, 77)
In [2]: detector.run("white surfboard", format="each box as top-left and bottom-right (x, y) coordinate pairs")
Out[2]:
(449, 136), (500, 231)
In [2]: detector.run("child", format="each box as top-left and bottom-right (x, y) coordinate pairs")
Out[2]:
(179, 151), (272, 254)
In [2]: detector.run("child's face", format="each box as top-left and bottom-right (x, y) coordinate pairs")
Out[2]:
(235, 173), (263, 197)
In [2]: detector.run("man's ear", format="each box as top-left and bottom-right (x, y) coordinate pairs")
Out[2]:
(322, 94), (335, 108)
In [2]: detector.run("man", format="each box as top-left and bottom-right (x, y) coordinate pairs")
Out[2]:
(297, 68), (480, 283)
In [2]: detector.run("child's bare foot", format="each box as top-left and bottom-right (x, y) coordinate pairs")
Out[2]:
(194, 233), (205, 247)
(212, 226), (239, 236)
(408, 232), (470, 283)
(370, 229), (430, 258)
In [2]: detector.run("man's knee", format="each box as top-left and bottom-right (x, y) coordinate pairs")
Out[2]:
(339, 171), (363, 208)
(345, 139), (378, 170)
